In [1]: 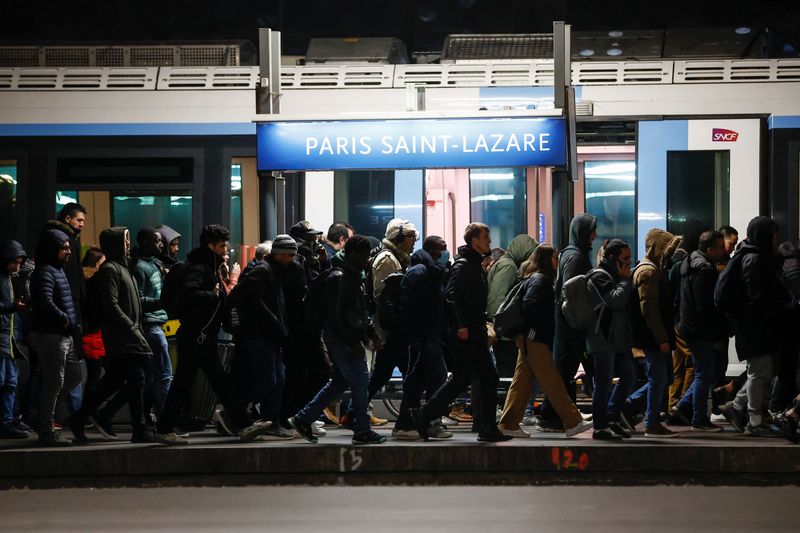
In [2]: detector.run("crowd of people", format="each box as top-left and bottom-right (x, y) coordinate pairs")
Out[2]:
(1, 202), (799, 447)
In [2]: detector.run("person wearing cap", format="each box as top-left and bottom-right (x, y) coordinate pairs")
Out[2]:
(155, 225), (181, 268)
(290, 221), (329, 280)
(1, 240), (29, 439)
(229, 234), (295, 440)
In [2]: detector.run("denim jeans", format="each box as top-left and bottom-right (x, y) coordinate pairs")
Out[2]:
(628, 349), (672, 429)
(297, 329), (370, 435)
(29, 333), (82, 433)
(677, 339), (716, 425)
(591, 351), (636, 430)
(0, 357), (19, 424)
(143, 323), (173, 418)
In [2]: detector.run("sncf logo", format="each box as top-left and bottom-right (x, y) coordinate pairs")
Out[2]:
(712, 128), (739, 142)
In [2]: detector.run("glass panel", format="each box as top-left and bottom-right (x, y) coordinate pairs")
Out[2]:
(667, 151), (730, 236)
(469, 167), (526, 250)
(229, 164), (243, 264)
(55, 190), (79, 217)
(111, 194), (192, 261)
(334, 170), (396, 243)
(584, 160), (636, 265)
(0, 161), (17, 242)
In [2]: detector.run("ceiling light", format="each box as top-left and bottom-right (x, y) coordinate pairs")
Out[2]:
(579, 49), (595, 57)
(735, 26), (751, 35)
(606, 47), (623, 56)
(608, 31), (624, 38)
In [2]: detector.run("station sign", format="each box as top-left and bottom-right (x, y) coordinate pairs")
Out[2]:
(257, 117), (567, 171)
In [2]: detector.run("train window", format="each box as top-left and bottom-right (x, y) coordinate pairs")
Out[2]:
(111, 194), (192, 261)
(55, 190), (79, 217)
(230, 164), (243, 264)
(667, 151), (730, 236)
(469, 168), (526, 250)
(584, 161), (636, 266)
(56, 158), (193, 185)
(0, 161), (16, 242)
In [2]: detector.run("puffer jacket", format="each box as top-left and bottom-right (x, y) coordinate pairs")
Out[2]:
(134, 256), (168, 325)
(632, 228), (681, 350)
(487, 234), (538, 318)
(446, 245), (489, 330)
(96, 227), (151, 358)
(30, 229), (77, 337)
(585, 259), (633, 354)
(44, 220), (85, 324)
(324, 259), (371, 347)
(678, 250), (728, 342)
(1, 240), (26, 358)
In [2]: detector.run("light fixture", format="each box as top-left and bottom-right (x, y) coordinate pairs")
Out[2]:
(735, 26), (751, 35)
(578, 49), (595, 57)
(608, 30), (624, 38)
(606, 47), (623, 56)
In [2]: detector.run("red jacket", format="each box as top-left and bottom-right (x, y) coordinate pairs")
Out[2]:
(82, 330), (106, 360)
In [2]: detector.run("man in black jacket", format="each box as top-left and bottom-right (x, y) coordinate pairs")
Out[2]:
(540, 214), (597, 430)
(415, 223), (512, 442)
(673, 230), (729, 431)
(67, 227), (153, 443)
(155, 225), (271, 445)
(289, 235), (387, 445)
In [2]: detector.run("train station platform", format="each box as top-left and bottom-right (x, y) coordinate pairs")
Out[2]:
(1, 421), (798, 488)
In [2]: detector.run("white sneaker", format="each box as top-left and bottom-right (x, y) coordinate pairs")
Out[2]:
(521, 416), (539, 427)
(312, 425), (327, 437)
(501, 427), (531, 438)
(441, 416), (456, 426)
(392, 428), (421, 440)
(495, 408), (503, 422)
(565, 420), (594, 437)
(313, 420), (326, 429)
(581, 412), (593, 421)
(429, 422), (453, 439)
(710, 413), (726, 423)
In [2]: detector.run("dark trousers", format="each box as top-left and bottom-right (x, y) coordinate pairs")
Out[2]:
(367, 333), (410, 401)
(395, 335), (448, 429)
(541, 311), (587, 425)
(420, 326), (499, 433)
(280, 333), (331, 421)
(157, 329), (250, 434)
(76, 353), (148, 432)
(771, 343), (800, 412)
(493, 339), (518, 379)
(231, 336), (285, 424)
(84, 358), (105, 401)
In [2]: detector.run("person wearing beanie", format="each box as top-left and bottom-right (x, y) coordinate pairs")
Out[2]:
(0, 240), (29, 439)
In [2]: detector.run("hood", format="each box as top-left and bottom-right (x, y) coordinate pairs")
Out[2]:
(411, 249), (437, 269)
(99, 227), (129, 263)
(35, 229), (70, 267)
(0, 240), (27, 262)
(644, 228), (682, 270)
(686, 249), (712, 272)
(505, 234), (538, 266)
(778, 240), (800, 259)
(45, 220), (77, 239)
(381, 238), (412, 267)
(156, 225), (181, 246)
(677, 220), (708, 255)
(746, 216), (778, 254)
(569, 214), (598, 252)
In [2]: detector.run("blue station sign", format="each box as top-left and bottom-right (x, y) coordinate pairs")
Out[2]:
(257, 117), (566, 171)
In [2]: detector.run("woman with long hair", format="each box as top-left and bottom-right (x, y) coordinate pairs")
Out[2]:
(497, 244), (593, 438)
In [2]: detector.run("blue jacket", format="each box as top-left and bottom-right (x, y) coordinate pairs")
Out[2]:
(1, 240), (27, 358)
(134, 256), (168, 325)
(30, 229), (78, 336)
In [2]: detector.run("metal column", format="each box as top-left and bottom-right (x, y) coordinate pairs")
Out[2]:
(552, 21), (577, 249)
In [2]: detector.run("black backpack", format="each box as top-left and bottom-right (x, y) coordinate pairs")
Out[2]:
(303, 267), (337, 331)
(377, 271), (405, 332)
(160, 261), (191, 319)
(363, 247), (383, 314)
(493, 277), (528, 338)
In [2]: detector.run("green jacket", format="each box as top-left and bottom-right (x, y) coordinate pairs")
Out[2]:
(134, 256), (168, 325)
(487, 234), (539, 318)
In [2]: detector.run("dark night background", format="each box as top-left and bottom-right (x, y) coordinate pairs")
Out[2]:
(1, 0), (799, 56)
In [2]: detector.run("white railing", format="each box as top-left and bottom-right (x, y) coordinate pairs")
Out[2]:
(0, 67), (157, 90)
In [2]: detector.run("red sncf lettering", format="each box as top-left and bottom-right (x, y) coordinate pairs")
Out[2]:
(712, 128), (739, 142)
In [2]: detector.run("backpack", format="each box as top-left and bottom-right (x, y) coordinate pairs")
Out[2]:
(363, 247), (384, 314)
(160, 261), (191, 319)
(493, 278), (528, 338)
(303, 267), (337, 331)
(713, 252), (746, 316)
(377, 271), (405, 332)
(561, 268), (611, 332)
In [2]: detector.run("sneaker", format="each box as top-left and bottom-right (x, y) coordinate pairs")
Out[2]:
(13, 420), (34, 433)
(592, 428), (623, 441)
(155, 432), (188, 445)
(719, 401), (746, 433)
(89, 414), (118, 440)
(260, 426), (296, 441)
(477, 429), (513, 442)
(287, 416), (318, 444)
(691, 421), (724, 432)
(66, 416), (88, 444)
(500, 427), (531, 439)
(411, 408), (430, 441)
(447, 405), (473, 423)
(743, 423), (779, 438)
(775, 414), (800, 444)
(238, 420), (274, 442)
(566, 420), (594, 438)
(0, 423), (29, 439)
(644, 424), (679, 438)
(618, 412), (636, 433)
(581, 412), (593, 421)
(607, 421), (630, 439)
(668, 405), (692, 426)
(495, 407), (503, 422)
(370, 415), (388, 426)
(710, 413), (727, 423)
(429, 422), (453, 439)
(38, 430), (72, 447)
(312, 420), (326, 428)
(312, 425), (328, 437)
(352, 430), (387, 445)
(521, 416), (539, 427)
(441, 416), (456, 426)
(131, 429), (156, 443)
(321, 407), (339, 426)
(212, 409), (236, 437)
(392, 428), (421, 440)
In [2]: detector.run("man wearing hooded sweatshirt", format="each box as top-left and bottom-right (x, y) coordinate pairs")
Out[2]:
(155, 225), (181, 269)
(540, 214), (597, 430)
(719, 216), (784, 436)
(67, 227), (153, 443)
(487, 234), (539, 377)
(0, 240), (29, 439)
(626, 228), (682, 438)
(29, 228), (82, 446)
(155, 225), (271, 445)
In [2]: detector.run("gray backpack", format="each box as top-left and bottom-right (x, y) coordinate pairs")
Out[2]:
(561, 268), (611, 332)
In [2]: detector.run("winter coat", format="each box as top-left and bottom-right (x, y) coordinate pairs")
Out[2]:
(372, 239), (412, 339)
(44, 220), (85, 324)
(446, 245), (489, 330)
(30, 229), (77, 337)
(585, 259), (633, 354)
(632, 228), (681, 350)
(398, 249), (445, 343)
(487, 234), (538, 318)
(95, 228), (151, 358)
(1, 240), (26, 358)
(668, 220), (707, 322)
(134, 256), (168, 325)
(678, 250), (728, 343)
(322, 240), (338, 262)
(324, 259), (370, 347)
(232, 259), (287, 341)
(555, 214), (598, 304)
(179, 245), (226, 333)
(281, 258), (310, 335)
(521, 273), (556, 350)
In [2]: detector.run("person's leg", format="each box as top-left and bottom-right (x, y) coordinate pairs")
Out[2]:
(280, 336), (306, 421)
(156, 332), (202, 434)
(31, 334), (67, 434)
(422, 336), (448, 398)
(591, 351), (614, 430)
(526, 340), (583, 430)
(0, 358), (18, 426)
(123, 356), (148, 433)
(396, 343), (428, 429)
(257, 340), (285, 424)
(334, 343), (370, 436)
(498, 339), (535, 431)
(469, 328), (500, 434)
(197, 336), (251, 431)
(542, 314), (583, 425)
(74, 354), (128, 421)
(295, 333), (349, 426)
(683, 339), (715, 425)
(367, 335), (408, 401)
(609, 353), (636, 422)
(144, 324), (173, 418)
(643, 349), (669, 429)
(744, 354), (777, 427)
(493, 339), (518, 379)
(669, 336), (689, 411)
(83, 358), (103, 401)
(419, 336), (471, 425)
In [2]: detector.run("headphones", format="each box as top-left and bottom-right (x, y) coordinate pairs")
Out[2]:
(392, 222), (407, 244)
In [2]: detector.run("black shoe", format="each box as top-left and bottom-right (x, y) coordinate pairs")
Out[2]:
(0, 423), (29, 439)
(89, 414), (118, 440)
(131, 429), (156, 443)
(287, 416), (318, 444)
(719, 401), (746, 433)
(477, 428), (513, 442)
(608, 421), (632, 439)
(38, 430), (72, 447)
(66, 416), (88, 444)
(593, 428), (623, 441)
(352, 430), (387, 445)
(410, 408), (430, 441)
(668, 405), (692, 426)
(13, 420), (34, 433)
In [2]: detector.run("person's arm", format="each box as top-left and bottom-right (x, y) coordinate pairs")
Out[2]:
(445, 259), (469, 330)
(32, 270), (69, 326)
(183, 263), (217, 308)
(636, 268), (669, 344)
(97, 267), (135, 330)
(0, 280), (15, 315)
(599, 275), (632, 311)
(372, 252), (395, 300)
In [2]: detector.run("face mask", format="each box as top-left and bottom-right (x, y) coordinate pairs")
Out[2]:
(436, 249), (450, 267)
